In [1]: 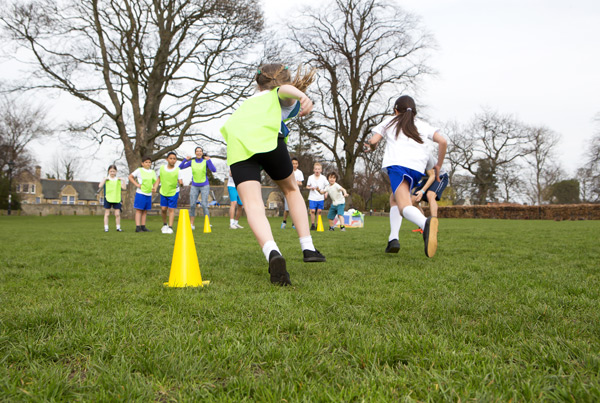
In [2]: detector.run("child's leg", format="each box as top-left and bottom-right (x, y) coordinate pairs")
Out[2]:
(200, 186), (210, 217)
(309, 209), (316, 225)
(135, 209), (142, 226)
(393, 182), (425, 228)
(141, 210), (147, 226)
(328, 219), (334, 227)
(189, 186), (200, 226)
(115, 209), (121, 228)
(161, 206), (168, 224)
(229, 201), (236, 221)
(236, 180), (274, 248)
(275, 174), (310, 238)
(338, 214), (344, 225)
(235, 205), (243, 221)
(168, 208), (175, 227)
(427, 192), (438, 217)
(388, 193), (403, 241)
(104, 209), (110, 227)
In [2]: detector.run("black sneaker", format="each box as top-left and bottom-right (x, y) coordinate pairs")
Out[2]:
(328, 227), (334, 231)
(141, 226), (151, 232)
(135, 226), (142, 233)
(268, 251), (291, 286)
(303, 249), (326, 262)
(423, 217), (439, 258)
(116, 228), (123, 232)
(385, 239), (400, 253)
(310, 224), (317, 231)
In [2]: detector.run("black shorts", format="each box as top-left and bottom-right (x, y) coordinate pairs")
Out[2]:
(230, 138), (293, 186)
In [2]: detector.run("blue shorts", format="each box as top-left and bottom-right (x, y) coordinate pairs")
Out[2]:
(309, 200), (324, 211)
(160, 192), (179, 208)
(104, 200), (122, 210)
(328, 203), (345, 220)
(386, 166), (425, 194)
(134, 193), (152, 210)
(228, 186), (243, 206)
(427, 173), (449, 201)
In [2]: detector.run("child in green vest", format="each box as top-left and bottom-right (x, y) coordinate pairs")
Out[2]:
(98, 164), (127, 232)
(128, 156), (156, 232)
(220, 64), (326, 286)
(153, 152), (184, 234)
(178, 147), (216, 230)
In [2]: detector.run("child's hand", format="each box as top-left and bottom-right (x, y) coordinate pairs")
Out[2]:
(363, 142), (371, 153)
(186, 156), (192, 160)
(298, 95), (313, 117)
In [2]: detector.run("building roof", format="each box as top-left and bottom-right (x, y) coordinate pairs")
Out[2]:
(40, 179), (100, 201)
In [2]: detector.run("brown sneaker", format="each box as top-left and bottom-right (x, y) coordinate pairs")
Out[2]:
(423, 217), (438, 257)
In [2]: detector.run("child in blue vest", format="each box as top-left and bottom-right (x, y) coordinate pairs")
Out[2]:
(128, 156), (156, 232)
(98, 164), (126, 232)
(153, 152), (184, 234)
(179, 147), (216, 230)
(220, 64), (326, 286)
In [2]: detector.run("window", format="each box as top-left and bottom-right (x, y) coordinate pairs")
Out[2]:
(16, 184), (20, 192)
(30, 184), (36, 193)
(62, 196), (68, 204)
(90, 202), (97, 205)
(52, 201), (58, 205)
(22, 184), (29, 193)
(78, 201), (85, 205)
(36, 197), (41, 204)
(69, 196), (75, 204)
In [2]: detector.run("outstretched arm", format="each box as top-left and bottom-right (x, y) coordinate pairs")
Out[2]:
(278, 84), (313, 117)
(364, 133), (384, 152)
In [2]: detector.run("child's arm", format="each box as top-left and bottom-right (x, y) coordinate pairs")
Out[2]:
(339, 185), (349, 198)
(152, 176), (161, 193)
(98, 178), (107, 189)
(278, 84), (313, 117)
(415, 170), (435, 202)
(120, 178), (127, 190)
(128, 172), (141, 189)
(179, 159), (192, 169)
(433, 131), (447, 181)
(364, 133), (383, 152)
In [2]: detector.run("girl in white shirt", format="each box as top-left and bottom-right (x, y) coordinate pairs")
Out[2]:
(365, 95), (447, 258)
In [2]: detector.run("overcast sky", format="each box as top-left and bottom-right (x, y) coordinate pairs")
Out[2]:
(16, 0), (600, 180)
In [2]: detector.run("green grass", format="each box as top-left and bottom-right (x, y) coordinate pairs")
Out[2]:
(1, 215), (599, 401)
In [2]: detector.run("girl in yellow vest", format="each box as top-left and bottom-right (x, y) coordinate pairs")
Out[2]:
(98, 164), (126, 232)
(178, 146), (217, 230)
(128, 156), (156, 232)
(153, 152), (184, 234)
(220, 64), (326, 286)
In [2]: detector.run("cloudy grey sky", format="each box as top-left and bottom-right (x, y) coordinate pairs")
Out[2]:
(14, 0), (600, 180)
(266, 0), (600, 175)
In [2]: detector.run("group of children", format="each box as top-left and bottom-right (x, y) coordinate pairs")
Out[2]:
(99, 62), (447, 286)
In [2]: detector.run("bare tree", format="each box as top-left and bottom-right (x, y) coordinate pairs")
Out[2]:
(288, 0), (432, 189)
(1, 0), (263, 212)
(579, 125), (600, 202)
(0, 96), (51, 174)
(446, 110), (531, 204)
(521, 126), (562, 205)
(48, 153), (82, 180)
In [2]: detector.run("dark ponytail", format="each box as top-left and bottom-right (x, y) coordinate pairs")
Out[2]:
(386, 95), (423, 144)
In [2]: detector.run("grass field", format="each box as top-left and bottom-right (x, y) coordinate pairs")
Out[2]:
(1, 215), (599, 401)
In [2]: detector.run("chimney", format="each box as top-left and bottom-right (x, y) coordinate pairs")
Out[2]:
(35, 165), (41, 179)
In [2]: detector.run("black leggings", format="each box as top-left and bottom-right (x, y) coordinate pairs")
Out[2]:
(230, 138), (293, 186)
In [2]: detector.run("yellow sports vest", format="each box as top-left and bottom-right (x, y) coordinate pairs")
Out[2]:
(191, 159), (207, 184)
(104, 178), (122, 203)
(139, 168), (156, 194)
(159, 166), (179, 197)
(220, 88), (282, 166)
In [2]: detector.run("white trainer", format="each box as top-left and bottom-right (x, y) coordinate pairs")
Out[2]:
(229, 224), (237, 229)
(161, 225), (169, 234)
(234, 223), (244, 229)
(191, 225), (195, 230)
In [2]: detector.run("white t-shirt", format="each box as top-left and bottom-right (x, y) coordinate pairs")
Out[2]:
(130, 167), (156, 196)
(293, 169), (304, 185)
(424, 153), (447, 176)
(227, 174), (235, 188)
(323, 183), (346, 205)
(373, 117), (439, 173)
(307, 174), (328, 201)
(160, 165), (184, 194)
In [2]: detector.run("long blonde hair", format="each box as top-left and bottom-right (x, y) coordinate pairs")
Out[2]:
(256, 64), (316, 93)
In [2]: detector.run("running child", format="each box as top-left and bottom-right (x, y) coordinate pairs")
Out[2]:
(319, 171), (349, 231)
(227, 168), (244, 229)
(128, 156), (156, 232)
(220, 63), (326, 286)
(364, 95), (447, 257)
(179, 147), (216, 230)
(412, 152), (449, 218)
(281, 157), (304, 229)
(98, 164), (126, 232)
(153, 152), (184, 234)
(306, 162), (328, 230)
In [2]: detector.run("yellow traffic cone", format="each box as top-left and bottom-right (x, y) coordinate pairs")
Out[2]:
(317, 214), (324, 232)
(203, 215), (211, 233)
(164, 210), (210, 288)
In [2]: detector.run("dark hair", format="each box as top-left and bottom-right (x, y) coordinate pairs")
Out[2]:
(194, 147), (203, 153)
(256, 63), (316, 92)
(328, 172), (338, 180)
(291, 157), (299, 162)
(385, 95), (423, 144)
(107, 164), (118, 172)
(166, 152), (177, 158)
(142, 156), (152, 163)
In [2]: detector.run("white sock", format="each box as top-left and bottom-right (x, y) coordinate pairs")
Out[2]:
(104, 225), (109, 230)
(299, 236), (315, 252)
(234, 220), (239, 225)
(230, 219), (235, 225)
(388, 206), (402, 242)
(116, 225), (121, 230)
(262, 240), (280, 261)
(402, 206), (427, 229)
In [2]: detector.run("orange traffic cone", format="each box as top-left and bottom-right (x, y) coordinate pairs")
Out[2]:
(203, 215), (212, 233)
(316, 214), (324, 232)
(164, 210), (210, 288)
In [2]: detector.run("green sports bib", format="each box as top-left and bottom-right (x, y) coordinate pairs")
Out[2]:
(191, 159), (207, 183)
(159, 166), (179, 197)
(220, 88), (282, 165)
(104, 179), (121, 203)
(139, 168), (156, 194)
